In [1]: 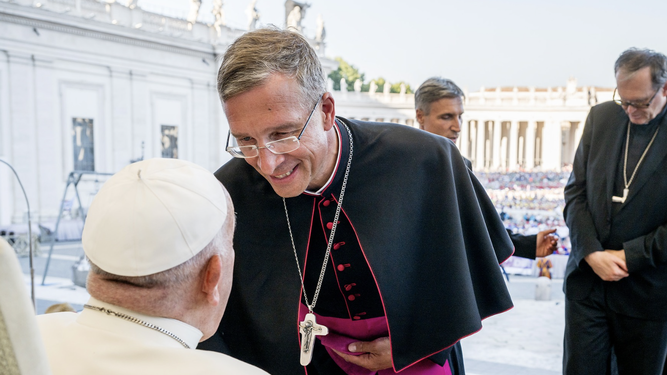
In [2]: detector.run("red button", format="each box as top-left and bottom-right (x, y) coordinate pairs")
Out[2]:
(333, 242), (346, 250)
(323, 200), (331, 207)
(344, 283), (356, 291)
(327, 222), (333, 230)
(337, 263), (350, 272)
(348, 295), (356, 301)
(353, 316), (361, 320)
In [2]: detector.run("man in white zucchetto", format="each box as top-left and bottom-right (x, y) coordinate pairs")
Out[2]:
(36, 158), (267, 375)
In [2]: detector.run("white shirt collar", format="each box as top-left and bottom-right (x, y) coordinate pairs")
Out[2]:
(304, 122), (342, 196)
(79, 297), (203, 349)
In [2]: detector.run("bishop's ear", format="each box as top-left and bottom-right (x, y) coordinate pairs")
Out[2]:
(415, 109), (425, 129)
(201, 255), (223, 306)
(321, 92), (337, 131)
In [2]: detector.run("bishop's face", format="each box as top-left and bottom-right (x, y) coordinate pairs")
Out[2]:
(223, 74), (338, 198)
(616, 66), (667, 125)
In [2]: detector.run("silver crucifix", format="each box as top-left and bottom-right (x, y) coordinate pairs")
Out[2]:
(299, 313), (328, 366)
(612, 188), (629, 204)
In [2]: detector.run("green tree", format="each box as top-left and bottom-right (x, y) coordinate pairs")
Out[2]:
(328, 58), (413, 94)
(390, 81), (413, 94)
(367, 77), (387, 93)
(328, 57), (365, 92)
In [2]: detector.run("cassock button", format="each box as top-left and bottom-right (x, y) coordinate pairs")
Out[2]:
(337, 263), (350, 272)
(326, 221), (340, 230)
(323, 200), (331, 207)
(353, 316), (361, 320)
(333, 242), (346, 250)
(348, 295), (356, 301)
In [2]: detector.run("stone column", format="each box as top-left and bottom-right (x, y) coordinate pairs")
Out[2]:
(33, 55), (59, 220)
(131, 70), (149, 162)
(541, 120), (562, 170)
(0, 53), (11, 225)
(460, 115), (470, 159)
(509, 120), (519, 171)
(574, 119), (585, 152)
(110, 67), (133, 171)
(469, 120), (477, 168)
(192, 80), (211, 168)
(525, 120), (536, 170)
(492, 119), (502, 169)
(476, 120), (486, 170)
(7, 52), (38, 222)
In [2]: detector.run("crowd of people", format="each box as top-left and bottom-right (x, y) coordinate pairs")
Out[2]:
(476, 171), (570, 254)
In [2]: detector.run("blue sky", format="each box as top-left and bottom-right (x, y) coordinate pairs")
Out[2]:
(143, 0), (667, 91)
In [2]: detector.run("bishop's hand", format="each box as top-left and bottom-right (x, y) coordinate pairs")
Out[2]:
(585, 250), (629, 281)
(535, 228), (558, 258)
(331, 336), (392, 372)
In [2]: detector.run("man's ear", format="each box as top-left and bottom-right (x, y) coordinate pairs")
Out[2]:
(201, 255), (223, 306)
(416, 109), (425, 129)
(321, 92), (337, 131)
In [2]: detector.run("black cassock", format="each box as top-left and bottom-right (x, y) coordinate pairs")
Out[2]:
(199, 118), (514, 374)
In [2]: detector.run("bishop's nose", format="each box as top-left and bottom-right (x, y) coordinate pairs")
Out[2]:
(256, 148), (283, 175)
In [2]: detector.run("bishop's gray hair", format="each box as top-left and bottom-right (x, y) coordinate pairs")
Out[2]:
(615, 48), (667, 90)
(415, 77), (465, 115)
(217, 26), (326, 109)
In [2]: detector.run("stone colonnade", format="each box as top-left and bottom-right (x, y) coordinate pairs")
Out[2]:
(457, 117), (585, 171)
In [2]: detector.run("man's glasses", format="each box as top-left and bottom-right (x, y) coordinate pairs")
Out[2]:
(226, 96), (322, 159)
(613, 87), (660, 109)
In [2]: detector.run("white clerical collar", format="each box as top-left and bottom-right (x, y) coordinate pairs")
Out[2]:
(79, 297), (203, 349)
(304, 122), (342, 196)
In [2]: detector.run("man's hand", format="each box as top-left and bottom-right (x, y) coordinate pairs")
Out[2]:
(330, 336), (392, 372)
(605, 249), (626, 263)
(585, 250), (629, 281)
(535, 228), (558, 257)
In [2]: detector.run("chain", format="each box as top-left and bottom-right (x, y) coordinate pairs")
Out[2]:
(623, 120), (660, 190)
(283, 122), (354, 313)
(84, 304), (190, 349)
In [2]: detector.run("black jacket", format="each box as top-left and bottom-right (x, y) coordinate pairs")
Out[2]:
(564, 101), (667, 320)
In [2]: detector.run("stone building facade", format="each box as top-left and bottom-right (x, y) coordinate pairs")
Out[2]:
(0, 0), (334, 225)
(333, 78), (612, 171)
(0, 0), (611, 226)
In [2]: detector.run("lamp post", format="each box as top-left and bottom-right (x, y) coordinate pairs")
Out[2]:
(0, 158), (36, 309)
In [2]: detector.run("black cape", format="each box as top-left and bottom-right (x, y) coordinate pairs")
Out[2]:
(199, 118), (513, 374)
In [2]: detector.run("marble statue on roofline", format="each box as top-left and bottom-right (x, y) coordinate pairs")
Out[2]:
(340, 78), (347, 93)
(187, 0), (202, 24)
(212, 0), (225, 35)
(316, 14), (326, 42)
(285, 0), (309, 31)
(247, 0), (260, 31)
(370, 80), (378, 94)
(354, 79), (362, 93)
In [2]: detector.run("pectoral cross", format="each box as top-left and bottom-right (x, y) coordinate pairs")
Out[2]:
(299, 313), (328, 366)
(612, 188), (628, 204)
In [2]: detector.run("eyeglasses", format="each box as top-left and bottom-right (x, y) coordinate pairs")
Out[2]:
(613, 87), (660, 109)
(226, 96), (322, 159)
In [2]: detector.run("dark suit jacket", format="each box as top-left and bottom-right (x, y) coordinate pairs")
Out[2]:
(563, 101), (667, 320)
